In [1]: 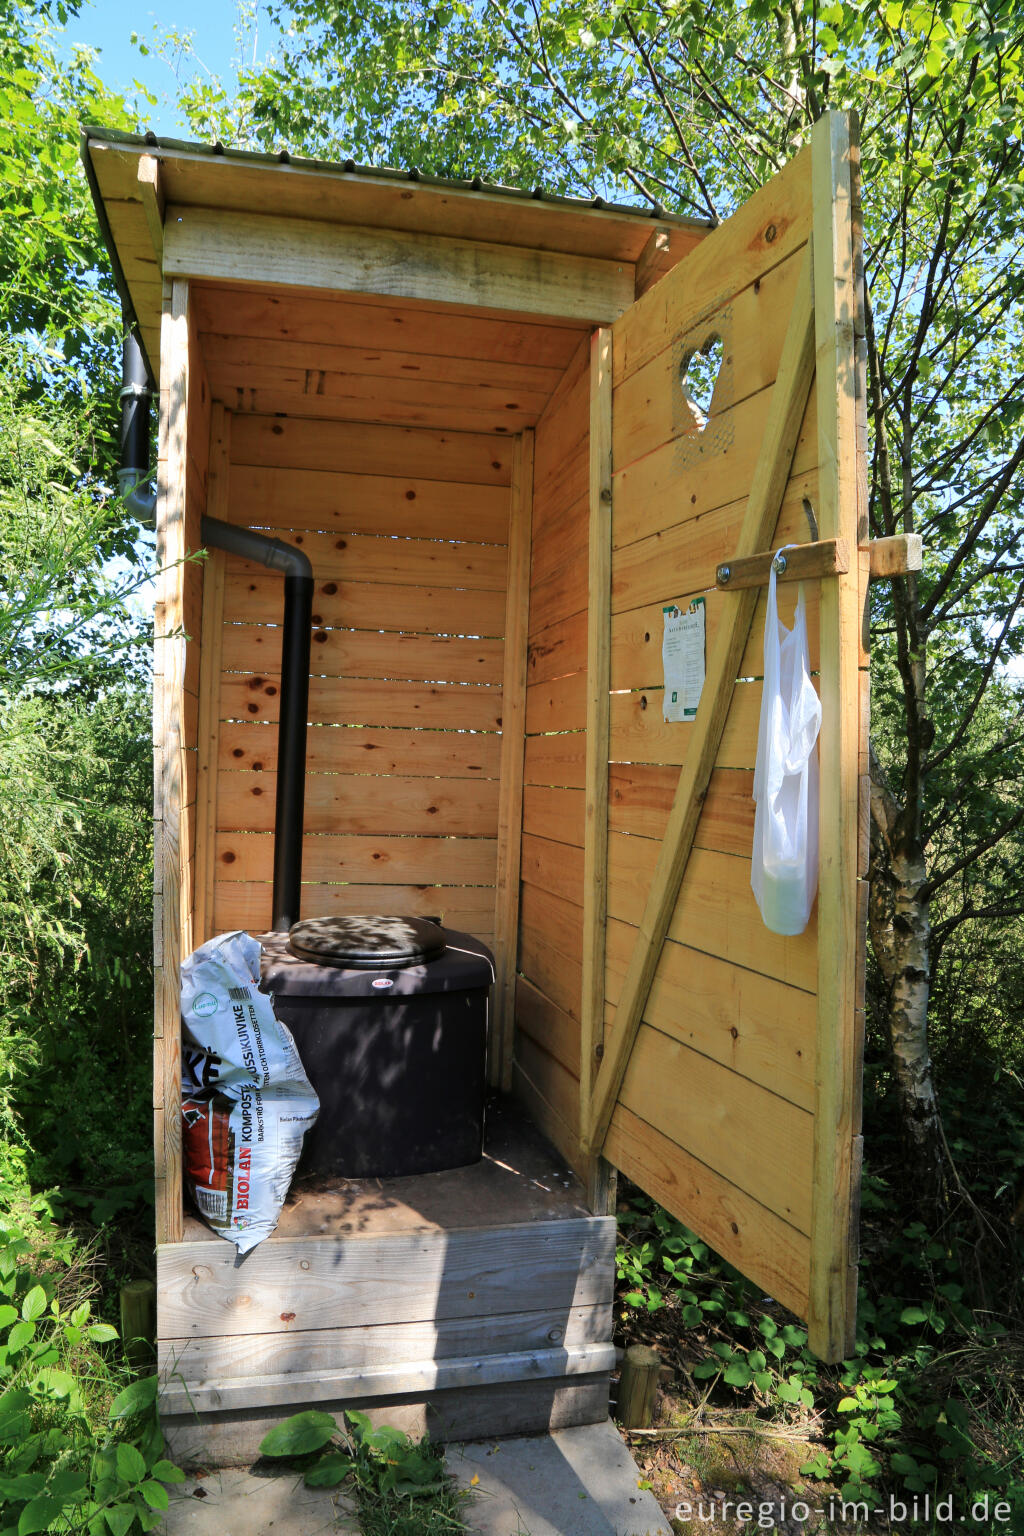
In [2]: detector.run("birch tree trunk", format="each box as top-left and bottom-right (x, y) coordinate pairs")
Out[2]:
(868, 748), (947, 1211)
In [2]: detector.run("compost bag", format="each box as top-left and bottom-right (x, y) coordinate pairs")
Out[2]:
(751, 550), (821, 936)
(180, 930), (319, 1252)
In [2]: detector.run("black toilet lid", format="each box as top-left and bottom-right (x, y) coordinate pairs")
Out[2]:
(287, 914), (447, 970)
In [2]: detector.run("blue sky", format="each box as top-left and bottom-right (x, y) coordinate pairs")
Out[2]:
(60, 0), (278, 136)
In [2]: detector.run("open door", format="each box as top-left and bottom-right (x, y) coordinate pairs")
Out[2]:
(583, 112), (867, 1362)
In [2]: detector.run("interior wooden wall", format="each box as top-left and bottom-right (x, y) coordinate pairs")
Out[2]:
(201, 411), (512, 941)
(153, 278), (210, 1245)
(512, 335), (591, 1176)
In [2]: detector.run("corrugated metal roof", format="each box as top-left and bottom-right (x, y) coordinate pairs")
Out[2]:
(82, 123), (693, 225)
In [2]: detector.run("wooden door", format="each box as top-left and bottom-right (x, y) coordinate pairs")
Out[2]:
(583, 112), (867, 1362)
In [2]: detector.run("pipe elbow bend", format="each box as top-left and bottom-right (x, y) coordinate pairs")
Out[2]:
(264, 539), (314, 581)
(201, 516), (313, 580)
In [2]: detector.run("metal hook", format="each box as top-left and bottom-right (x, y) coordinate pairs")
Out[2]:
(802, 498), (819, 541)
(772, 551), (788, 575)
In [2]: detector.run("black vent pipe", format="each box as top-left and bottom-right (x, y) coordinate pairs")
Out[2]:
(201, 517), (314, 931)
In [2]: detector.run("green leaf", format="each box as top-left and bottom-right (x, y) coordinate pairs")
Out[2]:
(304, 1453), (351, 1487)
(86, 1324), (119, 1344)
(0, 1473), (44, 1500)
(6, 1322), (33, 1352)
(151, 1461), (185, 1484)
(141, 1481), (169, 1510)
(259, 1410), (338, 1458)
(109, 1376), (159, 1420)
(103, 1506), (136, 1536)
(20, 1288), (45, 1323)
(724, 1360), (752, 1387)
(800, 1453), (831, 1479)
(900, 1306), (929, 1325)
(18, 1496), (61, 1535)
(890, 1452), (920, 1474)
(0, 1306), (17, 1329)
(115, 1442), (147, 1484)
(394, 1478), (445, 1497)
(31, 1367), (76, 1400)
(45, 1468), (87, 1501)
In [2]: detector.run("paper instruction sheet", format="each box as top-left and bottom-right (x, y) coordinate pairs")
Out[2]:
(662, 597), (706, 721)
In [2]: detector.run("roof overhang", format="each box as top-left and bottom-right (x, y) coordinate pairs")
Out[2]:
(82, 126), (711, 385)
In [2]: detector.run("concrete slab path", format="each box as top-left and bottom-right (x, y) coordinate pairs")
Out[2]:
(161, 1420), (668, 1536)
(445, 1421), (672, 1536)
(163, 1466), (359, 1534)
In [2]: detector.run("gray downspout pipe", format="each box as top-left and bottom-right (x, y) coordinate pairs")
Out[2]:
(118, 323), (157, 525)
(201, 517), (314, 932)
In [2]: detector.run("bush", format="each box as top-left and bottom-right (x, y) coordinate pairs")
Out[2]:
(616, 1187), (1024, 1515)
(0, 1180), (182, 1536)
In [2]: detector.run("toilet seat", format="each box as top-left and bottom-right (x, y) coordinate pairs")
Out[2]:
(287, 914), (447, 970)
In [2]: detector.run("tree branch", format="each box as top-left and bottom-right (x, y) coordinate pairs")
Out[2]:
(923, 804), (1024, 901)
(622, 13), (720, 223)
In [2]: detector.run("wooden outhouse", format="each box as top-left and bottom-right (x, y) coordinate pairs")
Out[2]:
(83, 111), (890, 1463)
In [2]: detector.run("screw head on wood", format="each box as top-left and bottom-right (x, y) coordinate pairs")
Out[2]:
(718, 564), (731, 583)
(772, 552), (788, 575)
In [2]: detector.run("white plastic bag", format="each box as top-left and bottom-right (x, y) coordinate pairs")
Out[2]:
(751, 550), (821, 935)
(180, 931), (319, 1253)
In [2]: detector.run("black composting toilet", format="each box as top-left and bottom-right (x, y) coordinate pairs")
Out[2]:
(258, 916), (494, 1181)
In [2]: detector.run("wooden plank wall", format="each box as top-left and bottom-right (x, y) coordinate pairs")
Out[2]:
(512, 336), (591, 1176)
(153, 279), (210, 1245)
(206, 413), (512, 939)
(600, 145), (835, 1324)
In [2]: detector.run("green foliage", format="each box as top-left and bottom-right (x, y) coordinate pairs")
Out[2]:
(0, 334), (155, 1233)
(0, 1183), (182, 1536)
(259, 1407), (470, 1534)
(0, 335), (152, 696)
(617, 1192), (1024, 1512)
(0, 0), (136, 371)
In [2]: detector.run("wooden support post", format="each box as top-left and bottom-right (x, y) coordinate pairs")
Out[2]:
(617, 1344), (661, 1428)
(581, 328), (616, 1214)
(493, 430), (534, 1091)
(808, 111), (862, 1364)
(194, 404), (229, 946)
(120, 1280), (156, 1369)
(585, 242), (817, 1159)
(153, 278), (190, 1248)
